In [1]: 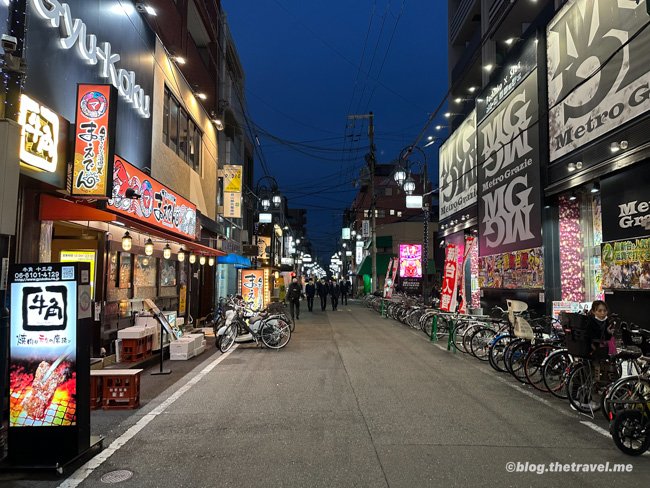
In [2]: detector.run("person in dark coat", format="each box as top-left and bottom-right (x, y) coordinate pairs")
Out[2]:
(339, 279), (348, 306)
(305, 278), (316, 312)
(317, 277), (328, 311)
(586, 300), (615, 356)
(287, 277), (302, 321)
(329, 280), (340, 311)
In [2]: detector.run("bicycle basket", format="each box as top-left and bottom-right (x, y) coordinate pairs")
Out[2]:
(561, 312), (592, 358)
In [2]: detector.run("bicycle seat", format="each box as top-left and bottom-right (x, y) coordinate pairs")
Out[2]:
(614, 350), (642, 361)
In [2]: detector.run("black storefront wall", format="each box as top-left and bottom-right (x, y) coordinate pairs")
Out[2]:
(25, 0), (155, 169)
(477, 70), (543, 256)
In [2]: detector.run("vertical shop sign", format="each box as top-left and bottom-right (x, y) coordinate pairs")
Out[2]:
(383, 258), (393, 297)
(399, 244), (422, 278)
(388, 257), (398, 298)
(547, 0), (650, 161)
(477, 70), (542, 255)
(362, 220), (370, 237)
(439, 110), (477, 221)
(18, 94), (59, 173)
(71, 84), (117, 197)
(458, 237), (476, 314)
(241, 270), (264, 310)
(223, 165), (242, 219)
(440, 245), (459, 312)
(179, 286), (187, 314)
(108, 156), (197, 239)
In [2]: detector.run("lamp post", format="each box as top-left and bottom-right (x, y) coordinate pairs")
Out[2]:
(395, 145), (430, 305)
(254, 176), (282, 269)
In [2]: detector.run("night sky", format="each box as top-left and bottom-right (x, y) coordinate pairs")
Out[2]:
(221, 1), (449, 261)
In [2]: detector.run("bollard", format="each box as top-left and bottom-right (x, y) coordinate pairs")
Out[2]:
(430, 315), (437, 342)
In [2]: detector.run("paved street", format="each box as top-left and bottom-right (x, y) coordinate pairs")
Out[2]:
(4, 300), (649, 487)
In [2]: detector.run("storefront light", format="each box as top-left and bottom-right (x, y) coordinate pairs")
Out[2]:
(144, 238), (154, 256)
(199, 255), (206, 266)
(163, 244), (172, 260)
(122, 231), (132, 251)
(189, 253), (197, 264)
(208, 256), (215, 266)
(177, 248), (186, 262)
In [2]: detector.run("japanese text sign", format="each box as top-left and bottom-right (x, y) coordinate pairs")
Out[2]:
(399, 244), (422, 278)
(108, 156), (197, 239)
(241, 270), (265, 310)
(440, 245), (459, 312)
(19, 94), (59, 173)
(72, 84), (117, 197)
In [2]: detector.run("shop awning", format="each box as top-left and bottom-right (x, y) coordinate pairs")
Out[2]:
(364, 235), (393, 250)
(217, 253), (251, 268)
(39, 194), (225, 256)
(356, 255), (435, 275)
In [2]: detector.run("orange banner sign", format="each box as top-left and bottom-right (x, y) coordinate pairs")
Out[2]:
(108, 156), (197, 239)
(241, 270), (265, 310)
(72, 84), (116, 197)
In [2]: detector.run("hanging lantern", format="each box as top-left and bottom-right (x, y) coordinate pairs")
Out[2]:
(199, 255), (206, 266)
(163, 244), (172, 260)
(144, 238), (154, 256)
(208, 256), (214, 266)
(189, 253), (197, 264)
(122, 231), (132, 251)
(177, 248), (186, 262)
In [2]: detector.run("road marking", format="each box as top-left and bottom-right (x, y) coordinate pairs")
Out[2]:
(58, 347), (237, 488)
(581, 420), (650, 456)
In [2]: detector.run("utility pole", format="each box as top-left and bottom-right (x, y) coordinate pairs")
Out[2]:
(348, 112), (376, 293)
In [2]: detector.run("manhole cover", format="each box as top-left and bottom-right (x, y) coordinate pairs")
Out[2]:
(100, 470), (133, 483)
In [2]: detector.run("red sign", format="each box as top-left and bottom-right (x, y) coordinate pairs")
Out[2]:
(108, 156), (197, 239)
(458, 237), (476, 314)
(71, 84), (116, 197)
(440, 245), (459, 312)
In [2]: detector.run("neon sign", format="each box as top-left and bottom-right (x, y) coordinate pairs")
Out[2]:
(32, 0), (151, 117)
(399, 244), (422, 278)
(18, 95), (59, 173)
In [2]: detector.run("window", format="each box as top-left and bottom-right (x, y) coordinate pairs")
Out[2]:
(384, 187), (392, 196)
(163, 86), (202, 172)
(376, 209), (385, 218)
(397, 211), (402, 217)
(390, 209), (395, 216)
(364, 210), (369, 218)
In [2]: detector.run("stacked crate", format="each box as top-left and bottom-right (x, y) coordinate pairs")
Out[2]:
(118, 324), (156, 362)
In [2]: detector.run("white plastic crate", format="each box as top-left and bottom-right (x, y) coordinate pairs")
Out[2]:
(182, 333), (204, 350)
(170, 352), (191, 361)
(169, 338), (194, 355)
(117, 326), (149, 339)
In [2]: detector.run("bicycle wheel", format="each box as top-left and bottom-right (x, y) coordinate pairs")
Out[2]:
(470, 327), (496, 361)
(602, 377), (650, 422)
(543, 350), (571, 399)
(567, 362), (601, 413)
(452, 321), (472, 354)
(489, 335), (512, 373)
(509, 340), (532, 383)
(435, 316), (450, 342)
(219, 323), (237, 353)
(525, 344), (557, 392)
(462, 324), (482, 355)
(260, 318), (291, 349)
(504, 338), (525, 375)
(610, 410), (650, 456)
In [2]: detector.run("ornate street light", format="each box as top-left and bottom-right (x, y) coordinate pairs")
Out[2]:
(393, 165), (407, 187)
(403, 176), (416, 195)
(261, 198), (271, 211)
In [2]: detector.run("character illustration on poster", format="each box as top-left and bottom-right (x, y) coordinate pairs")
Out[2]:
(602, 239), (650, 290)
(478, 247), (544, 289)
(9, 278), (78, 427)
(399, 245), (422, 278)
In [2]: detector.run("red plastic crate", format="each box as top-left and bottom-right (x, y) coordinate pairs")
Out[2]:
(90, 375), (103, 410)
(102, 371), (141, 410)
(121, 337), (152, 362)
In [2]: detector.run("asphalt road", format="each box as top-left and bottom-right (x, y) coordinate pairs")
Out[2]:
(3, 299), (649, 487)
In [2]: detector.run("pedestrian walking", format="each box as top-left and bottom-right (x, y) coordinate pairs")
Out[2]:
(329, 280), (340, 311)
(287, 276), (302, 321)
(339, 279), (348, 306)
(305, 278), (316, 312)
(317, 277), (328, 311)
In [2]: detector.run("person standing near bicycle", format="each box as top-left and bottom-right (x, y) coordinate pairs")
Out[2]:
(305, 278), (316, 312)
(317, 277), (328, 311)
(287, 276), (302, 321)
(586, 300), (616, 356)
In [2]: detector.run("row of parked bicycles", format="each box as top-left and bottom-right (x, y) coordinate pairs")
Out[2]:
(362, 294), (650, 456)
(206, 296), (293, 353)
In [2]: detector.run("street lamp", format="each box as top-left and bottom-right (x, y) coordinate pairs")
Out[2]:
(395, 145), (430, 305)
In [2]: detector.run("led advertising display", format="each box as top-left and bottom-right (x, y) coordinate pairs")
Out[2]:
(399, 244), (422, 278)
(9, 264), (79, 427)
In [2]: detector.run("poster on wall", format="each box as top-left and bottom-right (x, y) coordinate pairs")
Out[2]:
(440, 245), (459, 312)
(547, 0), (650, 162)
(601, 238), (650, 290)
(601, 163), (650, 242)
(477, 70), (542, 256)
(399, 244), (422, 278)
(439, 110), (477, 221)
(108, 156), (197, 239)
(71, 84), (117, 197)
(60, 250), (96, 299)
(478, 247), (544, 289)
(241, 270), (265, 310)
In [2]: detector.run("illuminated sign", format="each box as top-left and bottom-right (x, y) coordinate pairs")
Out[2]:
(32, 0), (151, 117)
(399, 244), (422, 278)
(18, 94), (59, 172)
(241, 270), (265, 310)
(342, 228), (350, 239)
(60, 250), (96, 299)
(356, 241), (363, 265)
(71, 84), (116, 197)
(9, 264), (82, 427)
(223, 165), (242, 192)
(108, 156), (197, 239)
(259, 213), (272, 223)
(406, 195), (423, 209)
(225, 192), (241, 219)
